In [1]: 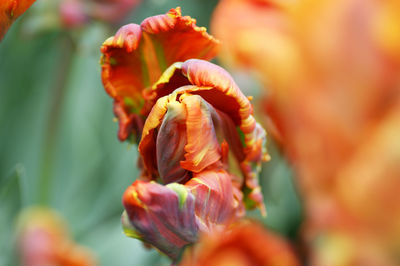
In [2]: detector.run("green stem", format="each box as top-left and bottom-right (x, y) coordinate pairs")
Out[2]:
(38, 33), (75, 205)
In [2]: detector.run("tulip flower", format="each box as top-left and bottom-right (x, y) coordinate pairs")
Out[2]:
(17, 207), (96, 266)
(140, 59), (269, 210)
(212, 0), (400, 264)
(100, 7), (219, 141)
(0, 0), (36, 40)
(122, 59), (269, 260)
(179, 221), (300, 266)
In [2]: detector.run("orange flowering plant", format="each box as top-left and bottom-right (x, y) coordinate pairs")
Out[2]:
(17, 207), (96, 266)
(212, 0), (400, 264)
(100, 7), (269, 261)
(0, 0), (36, 40)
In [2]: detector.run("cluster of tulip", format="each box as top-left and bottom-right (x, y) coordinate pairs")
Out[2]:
(99, 7), (299, 264)
(5, 0), (400, 265)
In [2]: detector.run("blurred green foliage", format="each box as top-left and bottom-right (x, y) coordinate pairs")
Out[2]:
(0, 1), (302, 265)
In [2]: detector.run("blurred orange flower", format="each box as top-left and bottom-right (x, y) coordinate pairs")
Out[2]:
(212, 0), (292, 89)
(0, 0), (36, 40)
(100, 7), (219, 141)
(212, 0), (400, 265)
(122, 59), (269, 260)
(179, 221), (300, 266)
(17, 207), (96, 266)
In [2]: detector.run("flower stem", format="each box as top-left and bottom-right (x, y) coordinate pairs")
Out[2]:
(38, 33), (75, 205)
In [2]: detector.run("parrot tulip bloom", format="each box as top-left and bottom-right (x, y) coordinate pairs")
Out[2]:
(179, 221), (300, 266)
(17, 207), (96, 266)
(122, 59), (269, 260)
(140, 59), (269, 210)
(0, 0), (36, 40)
(100, 7), (219, 141)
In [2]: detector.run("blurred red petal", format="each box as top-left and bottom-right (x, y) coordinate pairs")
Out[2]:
(17, 208), (96, 266)
(180, 221), (300, 266)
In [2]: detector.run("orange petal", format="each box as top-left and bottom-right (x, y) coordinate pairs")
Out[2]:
(210, 107), (246, 182)
(101, 23), (144, 141)
(185, 169), (245, 231)
(101, 23), (143, 99)
(1, 0), (36, 40)
(138, 96), (169, 179)
(180, 94), (221, 173)
(113, 100), (144, 142)
(140, 7), (219, 71)
(156, 100), (190, 184)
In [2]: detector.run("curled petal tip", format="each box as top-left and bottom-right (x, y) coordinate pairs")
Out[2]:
(101, 24), (142, 52)
(168, 7), (182, 18)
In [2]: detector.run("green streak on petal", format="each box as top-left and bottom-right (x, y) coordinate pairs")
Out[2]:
(124, 96), (144, 113)
(121, 211), (142, 240)
(166, 183), (188, 209)
(242, 186), (257, 210)
(236, 127), (246, 147)
(109, 57), (118, 66)
(153, 40), (168, 72)
(139, 47), (151, 88)
(124, 97), (135, 107)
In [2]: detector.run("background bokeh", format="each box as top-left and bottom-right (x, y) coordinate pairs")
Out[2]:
(0, 1), (302, 265)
